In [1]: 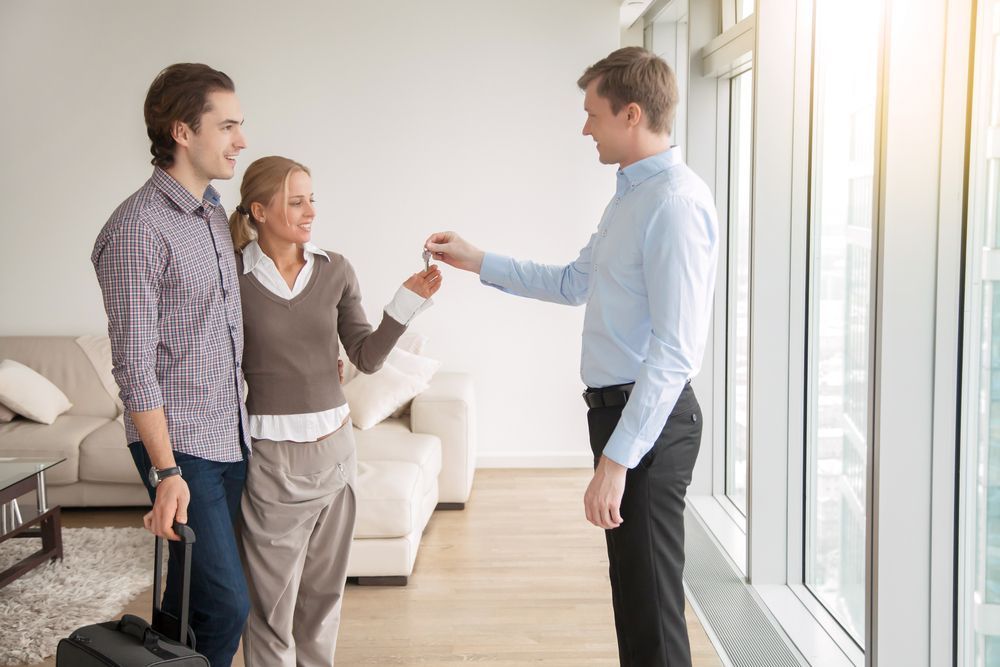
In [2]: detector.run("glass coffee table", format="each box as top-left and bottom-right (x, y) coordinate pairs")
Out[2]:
(0, 457), (65, 588)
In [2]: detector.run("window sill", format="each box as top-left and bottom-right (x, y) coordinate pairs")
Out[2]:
(687, 497), (863, 666)
(754, 585), (864, 667)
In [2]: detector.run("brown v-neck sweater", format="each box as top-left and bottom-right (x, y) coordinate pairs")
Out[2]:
(236, 250), (406, 416)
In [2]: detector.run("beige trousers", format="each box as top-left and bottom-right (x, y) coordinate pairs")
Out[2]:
(241, 423), (357, 667)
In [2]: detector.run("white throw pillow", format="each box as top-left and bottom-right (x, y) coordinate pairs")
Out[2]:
(0, 401), (16, 423)
(387, 347), (439, 381)
(340, 355), (359, 386)
(343, 363), (429, 430)
(340, 331), (429, 386)
(387, 348), (440, 418)
(397, 331), (429, 356)
(75, 335), (124, 417)
(0, 359), (73, 425)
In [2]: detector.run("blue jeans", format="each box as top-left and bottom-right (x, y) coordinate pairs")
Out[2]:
(129, 442), (249, 667)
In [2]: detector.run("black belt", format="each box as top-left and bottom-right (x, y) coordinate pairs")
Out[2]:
(582, 379), (690, 409)
(582, 383), (634, 409)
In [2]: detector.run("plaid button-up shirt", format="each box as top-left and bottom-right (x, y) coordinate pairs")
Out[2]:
(92, 168), (249, 462)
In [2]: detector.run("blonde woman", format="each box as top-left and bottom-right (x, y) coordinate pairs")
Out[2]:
(229, 156), (441, 666)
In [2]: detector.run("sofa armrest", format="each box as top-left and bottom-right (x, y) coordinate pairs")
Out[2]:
(410, 372), (476, 504)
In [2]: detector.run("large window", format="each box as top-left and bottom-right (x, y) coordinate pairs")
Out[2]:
(725, 68), (753, 516)
(962, 1), (1000, 663)
(736, 0), (754, 21)
(804, 0), (883, 646)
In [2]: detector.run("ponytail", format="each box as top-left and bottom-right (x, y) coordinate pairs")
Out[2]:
(228, 204), (256, 251)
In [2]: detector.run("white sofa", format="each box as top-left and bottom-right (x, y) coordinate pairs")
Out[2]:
(0, 336), (476, 584)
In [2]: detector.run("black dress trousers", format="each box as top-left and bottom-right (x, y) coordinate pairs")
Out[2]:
(587, 382), (703, 667)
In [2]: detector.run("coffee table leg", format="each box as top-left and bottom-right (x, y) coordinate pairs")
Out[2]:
(41, 508), (63, 562)
(36, 469), (61, 561)
(36, 470), (60, 561)
(36, 469), (48, 513)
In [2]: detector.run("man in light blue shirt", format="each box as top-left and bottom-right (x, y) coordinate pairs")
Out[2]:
(425, 47), (718, 667)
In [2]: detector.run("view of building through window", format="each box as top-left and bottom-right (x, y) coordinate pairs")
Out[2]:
(965, 1), (1000, 662)
(805, 0), (882, 645)
(726, 68), (753, 516)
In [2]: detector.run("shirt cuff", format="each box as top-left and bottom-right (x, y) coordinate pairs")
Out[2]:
(479, 252), (511, 289)
(120, 383), (164, 414)
(385, 286), (431, 325)
(601, 425), (653, 469)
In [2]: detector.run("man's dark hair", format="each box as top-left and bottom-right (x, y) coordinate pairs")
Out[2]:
(144, 63), (235, 168)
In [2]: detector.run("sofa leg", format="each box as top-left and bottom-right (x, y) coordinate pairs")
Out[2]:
(354, 575), (408, 587)
(435, 502), (465, 511)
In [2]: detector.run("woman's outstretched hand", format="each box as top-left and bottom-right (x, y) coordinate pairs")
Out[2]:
(404, 265), (443, 299)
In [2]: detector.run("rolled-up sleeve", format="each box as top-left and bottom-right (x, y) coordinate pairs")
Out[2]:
(602, 197), (718, 468)
(92, 218), (166, 413)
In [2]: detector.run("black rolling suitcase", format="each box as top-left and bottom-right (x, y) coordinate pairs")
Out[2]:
(56, 523), (208, 666)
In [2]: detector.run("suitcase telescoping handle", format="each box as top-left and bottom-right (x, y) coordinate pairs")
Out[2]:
(153, 523), (196, 647)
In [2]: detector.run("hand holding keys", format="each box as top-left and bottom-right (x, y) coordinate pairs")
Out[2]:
(405, 249), (443, 299)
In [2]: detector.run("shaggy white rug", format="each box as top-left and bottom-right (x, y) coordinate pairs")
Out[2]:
(0, 527), (153, 665)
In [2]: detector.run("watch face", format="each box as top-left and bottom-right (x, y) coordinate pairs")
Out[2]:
(148, 466), (158, 488)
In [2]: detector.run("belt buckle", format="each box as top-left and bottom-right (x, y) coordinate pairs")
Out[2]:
(582, 389), (602, 408)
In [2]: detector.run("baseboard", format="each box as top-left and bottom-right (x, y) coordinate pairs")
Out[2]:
(476, 452), (593, 468)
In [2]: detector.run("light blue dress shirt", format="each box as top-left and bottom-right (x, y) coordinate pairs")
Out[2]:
(479, 147), (719, 468)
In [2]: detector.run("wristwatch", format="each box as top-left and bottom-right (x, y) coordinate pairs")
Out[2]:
(148, 465), (183, 488)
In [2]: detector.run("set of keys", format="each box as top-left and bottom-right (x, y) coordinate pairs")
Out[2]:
(422, 249), (432, 272)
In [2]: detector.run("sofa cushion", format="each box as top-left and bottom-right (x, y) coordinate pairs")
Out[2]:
(346, 480), (438, 578)
(354, 419), (441, 496)
(0, 338), (117, 419)
(0, 415), (109, 485)
(79, 419), (136, 484)
(353, 460), (426, 539)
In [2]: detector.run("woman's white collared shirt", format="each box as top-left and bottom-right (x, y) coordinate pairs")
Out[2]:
(241, 240), (430, 442)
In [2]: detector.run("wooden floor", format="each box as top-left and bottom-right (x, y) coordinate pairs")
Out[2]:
(25, 469), (722, 666)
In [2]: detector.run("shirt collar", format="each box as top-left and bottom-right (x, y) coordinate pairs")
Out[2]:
(615, 146), (683, 195)
(152, 167), (222, 214)
(241, 240), (330, 275)
(302, 241), (330, 261)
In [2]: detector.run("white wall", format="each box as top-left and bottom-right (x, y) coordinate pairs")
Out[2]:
(0, 0), (621, 467)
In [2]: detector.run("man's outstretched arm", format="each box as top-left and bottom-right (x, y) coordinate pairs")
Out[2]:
(425, 230), (593, 306)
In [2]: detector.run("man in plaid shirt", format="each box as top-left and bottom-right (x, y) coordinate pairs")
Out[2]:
(92, 63), (250, 667)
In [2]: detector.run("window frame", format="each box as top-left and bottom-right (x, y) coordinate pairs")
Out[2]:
(641, 0), (967, 663)
(702, 9), (757, 572)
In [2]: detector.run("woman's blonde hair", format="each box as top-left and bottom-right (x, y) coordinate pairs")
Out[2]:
(228, 155), (311, 251)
